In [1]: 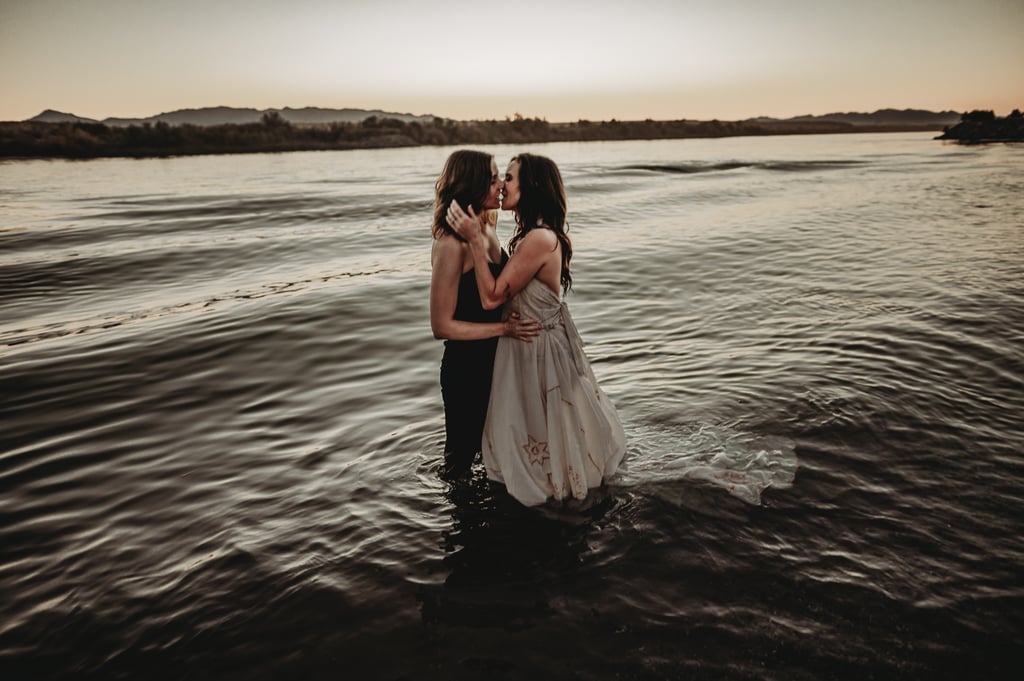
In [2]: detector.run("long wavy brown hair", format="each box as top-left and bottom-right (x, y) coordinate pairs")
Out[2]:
(507, 153), (573, 292)
(432, 150), (494, 242)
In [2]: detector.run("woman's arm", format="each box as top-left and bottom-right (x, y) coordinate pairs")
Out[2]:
(449, 203), (557, 310)
(430, 236), (539, 341)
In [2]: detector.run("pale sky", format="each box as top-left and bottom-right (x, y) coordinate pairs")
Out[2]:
(1, 0), (1020, 122)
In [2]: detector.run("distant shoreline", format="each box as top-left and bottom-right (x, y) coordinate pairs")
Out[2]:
(0, 114), (956, 161)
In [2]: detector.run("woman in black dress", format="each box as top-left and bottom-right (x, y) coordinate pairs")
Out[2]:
(429, 150), (539, 479)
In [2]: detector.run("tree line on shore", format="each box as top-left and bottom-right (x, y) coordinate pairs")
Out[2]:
(0, 111), (998, 159)
(936, 109), (1024, 143)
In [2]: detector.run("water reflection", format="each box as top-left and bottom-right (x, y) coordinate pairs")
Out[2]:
(421, 469), (613, 631)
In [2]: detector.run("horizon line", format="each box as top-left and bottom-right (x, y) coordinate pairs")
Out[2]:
(14, 104), (986, 126)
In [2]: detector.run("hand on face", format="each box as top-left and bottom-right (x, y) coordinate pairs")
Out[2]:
(446, 200), (479, 240)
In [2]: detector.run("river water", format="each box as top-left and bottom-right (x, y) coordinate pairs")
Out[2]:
(1, 133), (1022, 679)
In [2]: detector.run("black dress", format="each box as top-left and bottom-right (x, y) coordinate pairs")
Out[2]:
(439, 252), (508, 478)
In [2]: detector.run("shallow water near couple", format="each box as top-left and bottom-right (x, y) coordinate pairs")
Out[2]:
(1, 132), (1022, 679)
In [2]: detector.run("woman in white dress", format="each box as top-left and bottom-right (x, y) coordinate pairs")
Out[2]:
(448, 153), (626, 506)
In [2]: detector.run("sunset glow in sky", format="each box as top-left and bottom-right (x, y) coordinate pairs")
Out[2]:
(1, 0), (1021, 122)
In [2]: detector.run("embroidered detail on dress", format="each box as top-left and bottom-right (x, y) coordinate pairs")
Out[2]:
(570, 468), (586, 497)
(523, 435), (550, 467)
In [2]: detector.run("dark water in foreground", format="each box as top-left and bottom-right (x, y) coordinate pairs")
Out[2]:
(1, 134), (1022, 679)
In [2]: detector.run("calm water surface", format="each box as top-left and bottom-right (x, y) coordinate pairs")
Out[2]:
(1, 133), (1022, 680)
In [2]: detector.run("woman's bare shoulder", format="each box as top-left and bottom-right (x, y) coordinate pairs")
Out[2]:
(522, 226), (559, 249)
(431, 232), (465, 268)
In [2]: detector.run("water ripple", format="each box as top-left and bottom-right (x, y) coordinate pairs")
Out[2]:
(2, 134), (1022, 680)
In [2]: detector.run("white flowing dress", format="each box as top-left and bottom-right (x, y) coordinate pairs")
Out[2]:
(483, 278), (626, 506)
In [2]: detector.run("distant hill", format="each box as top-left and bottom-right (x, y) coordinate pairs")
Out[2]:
(272, 107), (437, 125)
(27, 106), (437, 127)
(25, 106), (963, 128)
(29, 109), (100, 124)
(753, 108), (961, 127)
